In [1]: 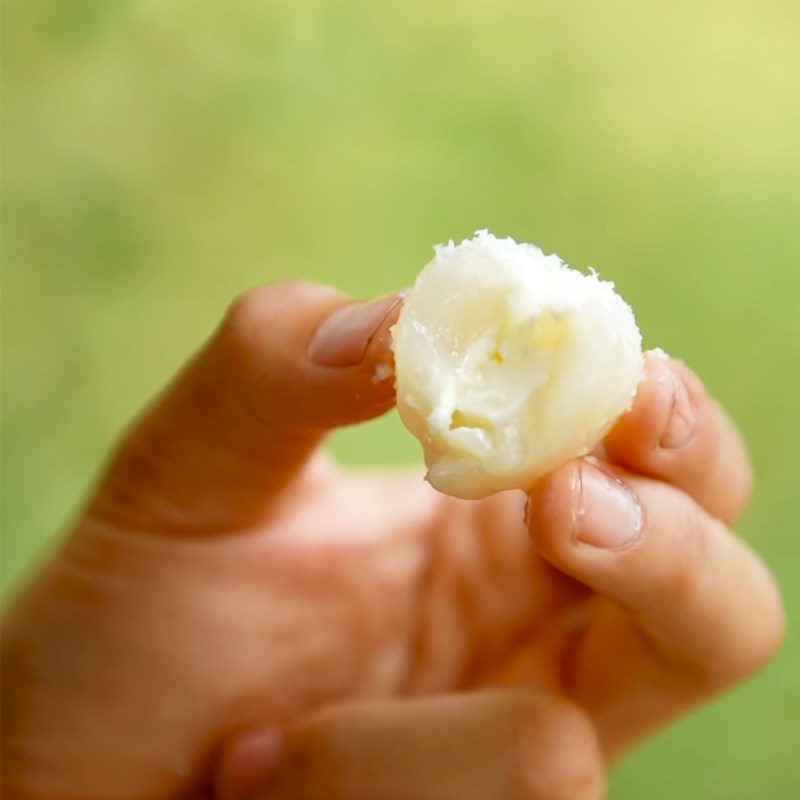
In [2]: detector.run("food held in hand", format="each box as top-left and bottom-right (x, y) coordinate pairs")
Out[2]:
(391, 230), (643, 499)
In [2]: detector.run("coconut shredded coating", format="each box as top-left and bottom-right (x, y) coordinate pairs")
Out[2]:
(391, 230), (644, 499)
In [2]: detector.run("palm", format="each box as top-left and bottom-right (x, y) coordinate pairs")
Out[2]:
(230, 466), (687, 755)
(35, 465), (569, 799)
(147, 467), (631, 748)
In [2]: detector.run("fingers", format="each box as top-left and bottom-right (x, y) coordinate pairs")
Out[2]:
(527, 460), (784, 719)
(604, 351), (753, 523)
(87, 282), (404, 532)
(216, 692), (605, 800)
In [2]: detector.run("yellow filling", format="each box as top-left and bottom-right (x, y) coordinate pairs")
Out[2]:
(492, 310), (566, 365)
(531, 310), (565, 350)
(449, 409), (492, 430)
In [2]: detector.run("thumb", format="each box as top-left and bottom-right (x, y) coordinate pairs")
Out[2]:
(88, 281), (405, 533)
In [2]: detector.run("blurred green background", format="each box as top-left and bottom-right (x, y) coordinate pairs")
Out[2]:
(2, 0), (799, 796)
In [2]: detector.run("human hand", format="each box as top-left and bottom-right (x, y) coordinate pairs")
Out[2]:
(1, 283), (784, 800)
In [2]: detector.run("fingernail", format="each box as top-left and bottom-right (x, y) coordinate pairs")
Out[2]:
(573, 461), (644, 550)
(660, 369), (695, 449)
(217, 729), (283, 800)
(308, 293), (403, 367)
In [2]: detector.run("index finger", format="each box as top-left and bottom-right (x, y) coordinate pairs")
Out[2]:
(603, 351), (753, 523)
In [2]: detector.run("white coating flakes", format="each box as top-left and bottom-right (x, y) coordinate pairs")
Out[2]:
(391, 230), (644, 499)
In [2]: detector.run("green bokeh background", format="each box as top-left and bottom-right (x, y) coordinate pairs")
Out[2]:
(2, 1), (799, 796)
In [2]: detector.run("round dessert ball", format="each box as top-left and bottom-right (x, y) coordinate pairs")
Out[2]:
(391, 230), (643, 499)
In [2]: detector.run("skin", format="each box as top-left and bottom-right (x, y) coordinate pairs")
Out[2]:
(1, 282), (785, 800)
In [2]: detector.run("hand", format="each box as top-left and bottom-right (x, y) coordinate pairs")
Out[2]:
(1, 283), (784, 800)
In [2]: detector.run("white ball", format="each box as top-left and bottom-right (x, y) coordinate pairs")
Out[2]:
(391, 230), (644, 499)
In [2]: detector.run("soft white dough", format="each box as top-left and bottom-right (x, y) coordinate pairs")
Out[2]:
(391, 230), (644, 499)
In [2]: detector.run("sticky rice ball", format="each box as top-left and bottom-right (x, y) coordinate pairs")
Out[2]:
(391, 230), (643, 499)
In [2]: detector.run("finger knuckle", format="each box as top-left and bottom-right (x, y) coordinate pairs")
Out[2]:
(753, 596), (786, 668)
(721, 564), (786, 683)
(747, 617), (786, 677)
(659, 498), (710, 605)
(715, 449), (754, 524)
(658, 501), (785, 687)
(510, 696), (605, 800)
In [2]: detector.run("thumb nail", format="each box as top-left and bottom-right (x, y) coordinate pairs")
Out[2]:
(308, 293), (403, 367)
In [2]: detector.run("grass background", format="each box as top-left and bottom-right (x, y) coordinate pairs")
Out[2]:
(2, 1), (799, 796)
